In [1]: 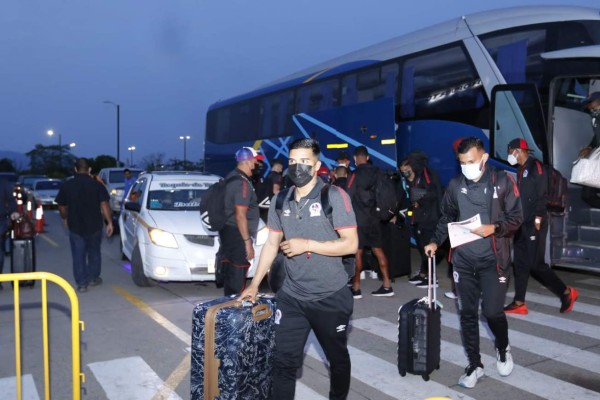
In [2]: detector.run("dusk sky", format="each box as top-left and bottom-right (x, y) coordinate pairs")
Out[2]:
(1, 0), (598, 167)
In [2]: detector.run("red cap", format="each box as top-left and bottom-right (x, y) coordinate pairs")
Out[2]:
(507, 138), (530, 151)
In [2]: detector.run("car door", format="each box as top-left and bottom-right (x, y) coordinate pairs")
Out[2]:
(121, 177), (147, 257)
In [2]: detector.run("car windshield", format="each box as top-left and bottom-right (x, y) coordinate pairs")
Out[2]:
(147, 188), (206, 211)
(35, 181), (62, 190)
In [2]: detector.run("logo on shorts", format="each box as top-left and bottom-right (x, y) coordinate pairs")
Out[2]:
(309, 202), (322, 217)
(453, 271), (459, 283)
(336, 324), (346, 333)
(274, 309), (282, 325)
(282, 209), (291, 217)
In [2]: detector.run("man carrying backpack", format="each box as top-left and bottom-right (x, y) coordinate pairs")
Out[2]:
(241, 138), (358, 400)
(217, 147), (262, 296)
(504, 138), (578, 314)
(346, 146), (394, 298)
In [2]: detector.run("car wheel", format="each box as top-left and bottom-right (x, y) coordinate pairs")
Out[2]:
(131, 245), (153, 287)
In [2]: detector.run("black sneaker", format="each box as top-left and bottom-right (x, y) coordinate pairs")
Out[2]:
(350, 288), (362, 299)
(89, 277), (103, 287)
(371, 285), (394, 297)
(415, 278), (439, 289)
(408, 274), (424, 284)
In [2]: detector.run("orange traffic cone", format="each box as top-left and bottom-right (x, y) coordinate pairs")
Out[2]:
(35, 203), (45, 234)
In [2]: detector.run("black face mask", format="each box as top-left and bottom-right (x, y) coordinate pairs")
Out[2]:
(288, 163), (313, 188)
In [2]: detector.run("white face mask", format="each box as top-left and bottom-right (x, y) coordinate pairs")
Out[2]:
(461, 160), (484, 181)
(507, 151), (518, 166)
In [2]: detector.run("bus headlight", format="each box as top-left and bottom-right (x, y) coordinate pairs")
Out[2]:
(255, 226), (268, 247)
(149, 228), (178, 248)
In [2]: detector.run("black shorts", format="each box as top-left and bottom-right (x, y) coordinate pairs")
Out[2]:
(218, 225), (250, 268)
(357, 220), (383, 249)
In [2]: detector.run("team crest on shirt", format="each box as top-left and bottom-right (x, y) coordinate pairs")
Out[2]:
(523, 170), (528, 178)
(309, 202), (322, 217)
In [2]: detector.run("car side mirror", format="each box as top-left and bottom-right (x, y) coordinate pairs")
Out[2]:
(124, 201), (141, 212)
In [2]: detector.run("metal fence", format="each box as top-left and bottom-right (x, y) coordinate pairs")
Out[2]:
(0, 272), (85, 400)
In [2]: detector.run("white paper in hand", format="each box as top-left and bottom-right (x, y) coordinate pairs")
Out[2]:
(448, 213), (483, 248)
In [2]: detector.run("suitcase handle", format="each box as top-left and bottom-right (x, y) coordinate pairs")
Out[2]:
(252, 303), (273, 321)
(428, 255), (437, 310)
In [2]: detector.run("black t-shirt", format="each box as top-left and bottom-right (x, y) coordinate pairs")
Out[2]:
(347, 163), (377, 224)
(55, 174), (109, 235)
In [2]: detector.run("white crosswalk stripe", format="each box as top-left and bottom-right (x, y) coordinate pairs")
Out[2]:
(296, 381), (328, 400)
(0, 375), (40, 400)
(506, 310), (600, 340)
(575, 278), (600, 287)
(304, 333), (477, 400)
(506, 291), (600, 317)
(89, 356), (181, 400)
(440, 311), (600, 372)
(352, 317), (600, 400)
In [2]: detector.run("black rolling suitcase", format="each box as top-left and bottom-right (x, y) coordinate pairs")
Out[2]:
(397, 255), (440, 381)
(10, 217), (36, 288)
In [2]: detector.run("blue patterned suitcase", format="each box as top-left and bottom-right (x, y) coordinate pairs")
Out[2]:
(191, 295), (277, 400)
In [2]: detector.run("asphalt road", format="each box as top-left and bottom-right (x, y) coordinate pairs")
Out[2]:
(1, 209), (599, 399)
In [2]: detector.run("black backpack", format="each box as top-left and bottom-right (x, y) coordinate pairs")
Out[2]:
(199, 175), (243, 232)
(274, 185), (356, 280)
(534, 161), (568, 212)
(374, 170), (398, 221)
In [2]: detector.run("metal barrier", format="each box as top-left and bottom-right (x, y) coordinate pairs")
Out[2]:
(0, 272), (85, 400)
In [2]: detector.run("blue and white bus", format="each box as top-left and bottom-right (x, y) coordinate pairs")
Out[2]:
(204, 6), (600, 271)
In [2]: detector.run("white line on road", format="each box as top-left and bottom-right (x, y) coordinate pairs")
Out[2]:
(575, 278), (600, 287)
(89, 356), (182, 400)
(506, 310), (600, 340)
(0, 375), (40, 400)
(440, 312), (600, 372)
(352, 317), (600, 400)
(304, 333), (477, 400)
(506, 291), (600, 317)
(296, 381), (328, 400)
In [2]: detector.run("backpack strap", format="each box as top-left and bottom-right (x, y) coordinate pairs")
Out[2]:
(275, 188), (293, 215)
(423, 167), (431, 185)
(320, 185), (333, 227)
(347, 172), (356, 189)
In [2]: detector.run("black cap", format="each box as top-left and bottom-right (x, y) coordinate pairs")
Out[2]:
(353, 146), (369, 157)
(584, 91), (600, 106)
(507, 138), (530, 151)
(336, 151), (350, 161)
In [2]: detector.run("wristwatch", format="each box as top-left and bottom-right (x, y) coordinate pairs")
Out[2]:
(494, 223), (501, 234)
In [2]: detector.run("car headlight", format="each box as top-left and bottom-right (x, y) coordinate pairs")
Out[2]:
(255, 226), (268, 247)
(148, 228), (178, 248)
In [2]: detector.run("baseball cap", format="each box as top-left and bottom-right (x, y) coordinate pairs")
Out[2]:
(507, 138), (530, 151)
(583, 91), (600, 106)
(235, 147), (265, 162)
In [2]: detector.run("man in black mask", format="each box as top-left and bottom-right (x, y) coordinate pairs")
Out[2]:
(241, 138), (358, 400)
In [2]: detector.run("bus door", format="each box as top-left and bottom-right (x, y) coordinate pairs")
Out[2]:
(291, 97), (397, 172)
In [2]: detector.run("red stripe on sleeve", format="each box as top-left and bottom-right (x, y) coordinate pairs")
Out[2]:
(507, 174), (520, 197)
(332, 185), (352, 212)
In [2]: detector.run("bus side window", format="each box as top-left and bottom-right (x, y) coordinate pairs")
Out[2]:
(342, 74), (357, 106)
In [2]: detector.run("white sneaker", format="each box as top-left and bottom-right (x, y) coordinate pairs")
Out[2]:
(444, 291), (457, 299)
(496, 345), (514, 377)
(360, 271), (366, 280)
(458, 364), (484, 388)
(370, 270), (378, 279)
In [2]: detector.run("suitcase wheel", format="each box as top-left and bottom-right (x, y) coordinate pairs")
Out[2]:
(422, 374), (430, 381)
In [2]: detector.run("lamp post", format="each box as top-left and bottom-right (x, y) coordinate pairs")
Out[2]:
(47, 129), (62, 168)
(103, 101), (120, 167)
(179, 135), (190, 170)
(128, 146), (136, 166)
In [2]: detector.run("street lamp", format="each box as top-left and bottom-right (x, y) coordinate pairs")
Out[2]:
(103, 100), (120, 167)
(47, 129), (62, 168)
(179, 135), (191, 170)
(128, 146), (136, 166)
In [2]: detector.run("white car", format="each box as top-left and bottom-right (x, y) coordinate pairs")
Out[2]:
(119, 171), (267, 286)
(31, 179), (62, 207)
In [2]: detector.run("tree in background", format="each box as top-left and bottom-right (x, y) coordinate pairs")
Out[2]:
(90, 155), (117, 173)
(139, 152), (166, 172)
(0, 158), (16, 172)
(26, 144), (76, 178)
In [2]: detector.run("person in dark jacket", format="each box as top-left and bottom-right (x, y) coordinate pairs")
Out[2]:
(504, 138), (578, 314)
(424, 137), (523, 389)
(401, 152), (443, 288)
(0, 178), (19, 289)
